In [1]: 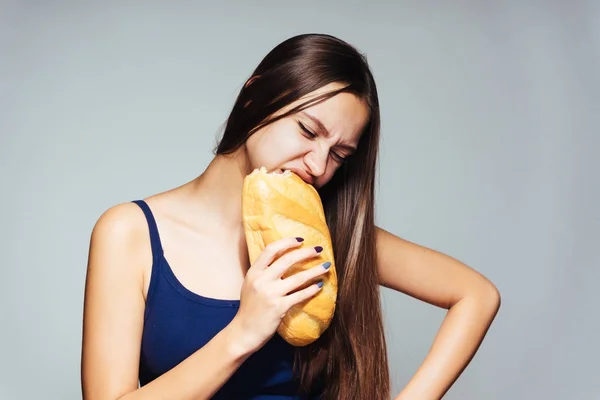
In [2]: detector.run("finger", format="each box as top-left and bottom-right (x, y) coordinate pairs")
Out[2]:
(281, 281), (323, 310)
(266, 245), (323, 279)
(251, 237), (305, 271)
(278, 262), (331, 296)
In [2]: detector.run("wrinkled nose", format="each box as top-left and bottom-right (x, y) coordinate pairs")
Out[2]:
(304, 148), (328, 178)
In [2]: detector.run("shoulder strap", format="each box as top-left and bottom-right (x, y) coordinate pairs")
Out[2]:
(131, 199), (164, 259)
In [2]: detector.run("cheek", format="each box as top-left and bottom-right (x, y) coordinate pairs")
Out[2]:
(266, 123), (306, 157)
(246, 123), (300, 168)
(245, 133), (272, 170)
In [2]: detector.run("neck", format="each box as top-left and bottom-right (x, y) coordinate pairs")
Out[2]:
(189, 147), (252, 233)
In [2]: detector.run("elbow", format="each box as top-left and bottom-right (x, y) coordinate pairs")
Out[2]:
(456, 277), (501, 315)
(478, 279), (501, 316)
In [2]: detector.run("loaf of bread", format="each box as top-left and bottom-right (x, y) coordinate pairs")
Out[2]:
(242, 166), (338, 346)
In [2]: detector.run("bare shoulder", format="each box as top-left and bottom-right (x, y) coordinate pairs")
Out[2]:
(91, 201), (147, 241)
(87, 201), (153, 295)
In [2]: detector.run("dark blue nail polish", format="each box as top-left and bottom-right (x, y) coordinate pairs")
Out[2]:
(322, 261), (331, 269)
(314, 246), (323, 253)
(317, 281), (324, 288)
(296, 237), (304, 242)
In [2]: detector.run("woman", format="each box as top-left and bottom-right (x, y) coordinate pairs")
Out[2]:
(81, 33), (501, 400)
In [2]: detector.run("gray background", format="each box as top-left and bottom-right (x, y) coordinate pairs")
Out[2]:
(2, 1), (599, 399)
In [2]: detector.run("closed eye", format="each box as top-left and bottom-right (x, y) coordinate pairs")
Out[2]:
(331, 152), (348, 163)
(298, 121), (316, 138)
(297, 121), (348, 163)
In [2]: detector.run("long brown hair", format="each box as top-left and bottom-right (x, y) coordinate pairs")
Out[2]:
(214, 33), (389, 400)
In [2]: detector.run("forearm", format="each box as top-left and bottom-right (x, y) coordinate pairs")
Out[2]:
(395, 290), (500, 400)
(118, 320), (252, 400)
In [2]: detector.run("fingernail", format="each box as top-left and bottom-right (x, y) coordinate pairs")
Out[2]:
(317, 281), (324, 288)
(296, 237), (304, 242)
(314, 246), (323, 253)
(322, 261), (331, 269)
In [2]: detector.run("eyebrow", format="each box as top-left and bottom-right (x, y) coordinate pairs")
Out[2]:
(301, 111), (358, 153)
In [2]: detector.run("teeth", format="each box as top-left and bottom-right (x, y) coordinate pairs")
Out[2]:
(263, 168), (291, 175)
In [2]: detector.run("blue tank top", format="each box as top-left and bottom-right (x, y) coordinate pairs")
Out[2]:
(132, 200), (322, 399)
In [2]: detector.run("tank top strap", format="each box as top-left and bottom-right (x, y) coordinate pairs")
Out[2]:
(131, 199), (164, 259)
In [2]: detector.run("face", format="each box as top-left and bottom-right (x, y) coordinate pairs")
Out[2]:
(244, 82), (370, 189)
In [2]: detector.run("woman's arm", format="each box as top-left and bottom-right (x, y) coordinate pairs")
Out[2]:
(375, 226), (501, 400)
(81, 204), (253, 400)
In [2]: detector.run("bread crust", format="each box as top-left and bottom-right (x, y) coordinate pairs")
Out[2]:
(242, 167), (338, 346)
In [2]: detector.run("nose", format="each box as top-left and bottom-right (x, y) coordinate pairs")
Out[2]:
(304, 145), (328, 178)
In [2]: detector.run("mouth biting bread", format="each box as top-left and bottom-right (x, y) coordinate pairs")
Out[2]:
(242, 167), (338, 347)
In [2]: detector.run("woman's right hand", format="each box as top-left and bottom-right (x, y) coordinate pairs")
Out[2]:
(231, 236), (331, 354)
